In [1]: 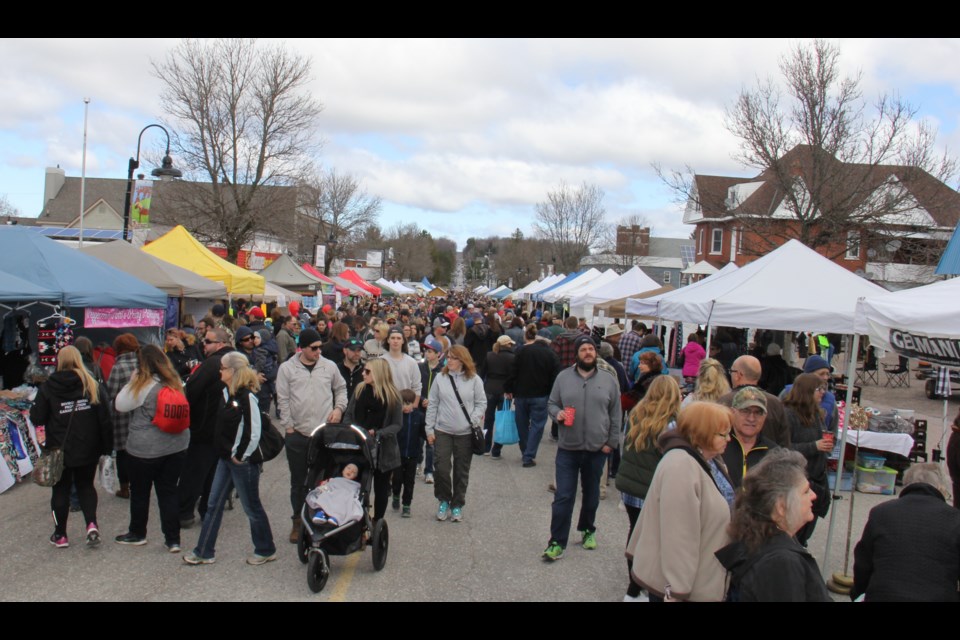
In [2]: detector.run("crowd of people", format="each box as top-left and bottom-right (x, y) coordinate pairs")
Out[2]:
(26, 294), (960, 601)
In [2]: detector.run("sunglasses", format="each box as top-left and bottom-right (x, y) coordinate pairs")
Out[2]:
(304, 344), (322, 351)
(204, 339), (221, 345)
(240, 336), (255, 342)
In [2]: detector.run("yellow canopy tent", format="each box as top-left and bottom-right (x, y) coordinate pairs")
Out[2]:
(142, 225), (265, 295)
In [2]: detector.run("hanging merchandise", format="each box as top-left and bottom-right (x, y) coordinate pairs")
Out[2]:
(36, 308), (76, 368)
(0, 387), (41, 493)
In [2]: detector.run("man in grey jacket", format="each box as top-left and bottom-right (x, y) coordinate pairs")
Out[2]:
(276, 328), (348, 543)
(543, 335), (621, 561)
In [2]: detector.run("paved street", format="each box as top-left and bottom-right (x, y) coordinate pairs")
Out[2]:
(2, 356), (953, 602)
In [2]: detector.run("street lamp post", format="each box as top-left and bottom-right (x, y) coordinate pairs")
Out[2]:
(122, 124), (182, 242)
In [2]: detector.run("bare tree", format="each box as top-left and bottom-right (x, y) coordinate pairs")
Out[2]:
(658, 40), (958, 262)
(300, 168), (382, 274)
(0, 195), (19, 218)
(533, 181), (609, 273)
(152, 38), (322, 262)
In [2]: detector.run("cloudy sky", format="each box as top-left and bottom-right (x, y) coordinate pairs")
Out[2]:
(2, 38), (959, 249)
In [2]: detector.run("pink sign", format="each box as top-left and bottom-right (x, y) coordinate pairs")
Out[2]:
(84, 307), (165, 329)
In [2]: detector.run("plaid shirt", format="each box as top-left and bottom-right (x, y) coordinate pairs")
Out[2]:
(618, 330), (643, 372)
(550, 329), (589, 368)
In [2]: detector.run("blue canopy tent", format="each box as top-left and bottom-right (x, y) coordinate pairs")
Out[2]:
(936, 222), (960, 275)
(0, 226), (166, 309)
(0, 269), (60, 303)
(421, 276), (434, 290)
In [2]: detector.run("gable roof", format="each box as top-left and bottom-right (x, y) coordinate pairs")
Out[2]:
(692, 144), (960, 228)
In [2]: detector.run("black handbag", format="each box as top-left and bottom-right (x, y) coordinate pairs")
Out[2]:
(449, 376), (485, 456)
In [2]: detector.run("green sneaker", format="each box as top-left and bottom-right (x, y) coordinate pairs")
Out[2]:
(437, 501), (449, 521)
(581, 530), (597, 550)
(401, 505), (411, 518)
(542, 541), (564, 561)
(392, 495), (400, 511)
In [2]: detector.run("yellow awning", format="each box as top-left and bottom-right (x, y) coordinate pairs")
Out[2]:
(142, 225), (265, 295)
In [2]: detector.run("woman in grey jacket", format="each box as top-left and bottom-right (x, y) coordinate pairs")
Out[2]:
(425, 345), (486, 523)
(113, 345), (190, 551)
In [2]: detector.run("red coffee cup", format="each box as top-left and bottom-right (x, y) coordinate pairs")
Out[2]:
(564, 406), (576, 426)
(823, 433), (834, 446)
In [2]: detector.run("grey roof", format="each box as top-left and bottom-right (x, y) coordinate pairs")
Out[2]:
(648, 237), (693, 258)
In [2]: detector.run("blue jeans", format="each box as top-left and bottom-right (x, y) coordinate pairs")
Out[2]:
(514, 396), (548, 464)
(193, 458), (276, 559)
(549, 448), (607, 548)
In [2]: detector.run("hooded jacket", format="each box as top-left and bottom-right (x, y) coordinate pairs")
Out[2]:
(715, 532), (831, 602)
(626, 430), (731, 602)
(30, 370), (112, 467)
(547, 364), (621, 452)
(184, 345), (232, 444)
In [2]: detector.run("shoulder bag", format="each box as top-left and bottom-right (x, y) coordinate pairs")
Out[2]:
(449, 375), (485, 456)
(33, 399), (78, 487)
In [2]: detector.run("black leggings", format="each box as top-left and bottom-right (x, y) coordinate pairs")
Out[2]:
(625, 504), (643, 597)
(51, 463), (98, 536)
(391, 457), (419, 506)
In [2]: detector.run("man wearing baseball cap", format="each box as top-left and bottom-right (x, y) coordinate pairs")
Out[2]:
(722, 386), (778, 489)
(417, 335), (445, 484)
(337, 337), (365, 399)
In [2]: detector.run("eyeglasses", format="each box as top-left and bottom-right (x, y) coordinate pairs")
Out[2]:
(736, 408), (765, 418)
(304, 344), (322, 351)
(816, 386), (827, 392)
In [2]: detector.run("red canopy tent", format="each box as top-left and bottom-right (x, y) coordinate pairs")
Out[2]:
(338, 269), (382, 296)
(301, 263), (351, 295)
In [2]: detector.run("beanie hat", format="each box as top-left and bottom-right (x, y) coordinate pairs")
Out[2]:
(574, 334), (596, 350)
(803, 355), (830, 374)
(298, 328), (322, 349)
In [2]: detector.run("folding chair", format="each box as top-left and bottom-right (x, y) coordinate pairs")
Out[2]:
(855, 349), (879, 385)
(883, 355), (910, 388)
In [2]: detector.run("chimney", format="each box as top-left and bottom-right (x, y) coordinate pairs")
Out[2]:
(43, 166), (66, 213)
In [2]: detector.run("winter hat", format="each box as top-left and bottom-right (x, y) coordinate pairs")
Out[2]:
(803, 355), (830, 374)
(247, 306), (265, 319)
(211, 303), (226, 317)
(574, 334), (597, 350)
(766, 343), (782, 356)
(298, 328), (323, 348)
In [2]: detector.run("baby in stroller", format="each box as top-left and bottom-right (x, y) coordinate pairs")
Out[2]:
(306, 463), (364, 528)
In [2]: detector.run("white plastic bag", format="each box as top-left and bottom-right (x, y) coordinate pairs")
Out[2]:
(98, 454), (118, 494)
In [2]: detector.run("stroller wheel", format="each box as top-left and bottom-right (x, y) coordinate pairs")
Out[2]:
(307, 550), (329, 593)
(371, 519), (388, 571)
(296, 525), (309, 565)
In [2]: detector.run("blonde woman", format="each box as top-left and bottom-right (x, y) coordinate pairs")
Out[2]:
(343, 357), (403, 520)
(681, 357), (731, 408)
(184, 352), (276, 566)
(113, 345), (190, 550)
(363, 321), (389, 360)
(425, 345), (486, 522)
(615, 375), (682, 601)
(30, 346), (112, 548)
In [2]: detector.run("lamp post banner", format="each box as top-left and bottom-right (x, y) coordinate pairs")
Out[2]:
(131, 180), (153, 224)
(85, 307), (165, 329)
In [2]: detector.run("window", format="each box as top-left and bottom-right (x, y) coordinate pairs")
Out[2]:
(738, 226), (744, 252)
(663, 270), (671, 284)
(697, 228), (704, 255)
(711, 228), (723, 254)
(846, 230), (861, 260)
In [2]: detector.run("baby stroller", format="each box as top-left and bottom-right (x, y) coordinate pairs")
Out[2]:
(296, 422), (388, 593)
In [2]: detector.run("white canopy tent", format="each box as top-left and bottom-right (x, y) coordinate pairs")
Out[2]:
(569, 266), (660, 320)
(541, 268), (603, 303)
(555, 269), (620, 303)
(473, 285), (490, 295)
(626, 241), (889, 334)
(627, 262), (740, 318)
(681, 260), (720, 276)
(390, 281), (417, 295)
(486, 284), (509, 297)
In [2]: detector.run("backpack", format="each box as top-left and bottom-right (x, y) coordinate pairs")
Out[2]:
(152, 386), (191, 434)
(249, 410), (285, 464)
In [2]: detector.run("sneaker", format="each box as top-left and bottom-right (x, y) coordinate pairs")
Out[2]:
(547, 481), (556, 492)
(183, 552), (215, 565)
(542, 541), (564, 561)
(424, 473), (434, 485)
(450, 506), (463, 522)
(49, 533), (69, 548)
(436, 500), (449, 521)
(392, 495), (401, 511)
(246, 552), (278, 566)
(522, 460), (536, 468)
(581, 530), (597, 550)
(164, 541), (182, 553)
(623, 592), (650, 602)
(401, 505), (411, 518)
(483, 450), (491, 456)
(491, 452), (501, 460)
(85, 523), (100, 547)
(114, 532), (147, 546)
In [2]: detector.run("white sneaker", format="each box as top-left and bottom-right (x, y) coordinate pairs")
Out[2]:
(424, 473), (434, 484)
(623, 592), (650, 602)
